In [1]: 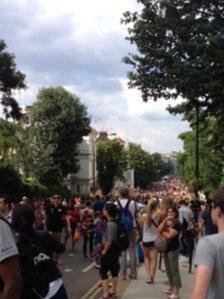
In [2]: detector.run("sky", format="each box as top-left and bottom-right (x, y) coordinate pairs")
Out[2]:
(0, 0), (189, 153)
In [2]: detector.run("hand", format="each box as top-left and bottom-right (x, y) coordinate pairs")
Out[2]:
(165, 215), (172, 221)
(101, 250), (106, 256)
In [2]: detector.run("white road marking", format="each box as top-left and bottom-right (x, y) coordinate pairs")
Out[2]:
(64, 268), (74, 272)
(82, 263), (94, 273)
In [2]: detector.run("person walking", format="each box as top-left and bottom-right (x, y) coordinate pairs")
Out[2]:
(158, 206), (182, 299)
(99, 203), (120, 299)
(80, 200), (94, 258)
(45, 195), (66, 264)
(190, 187), (224, 299)
(117, 187), (138, 280)
(178, 200), (195, 257)
(140, 197), (159, 284)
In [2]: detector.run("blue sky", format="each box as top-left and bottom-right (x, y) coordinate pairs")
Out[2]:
(0, 0), (189, 153)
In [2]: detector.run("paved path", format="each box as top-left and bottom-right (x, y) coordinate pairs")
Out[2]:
(60, 243), (99, 299)
(120, 261), (194, 299)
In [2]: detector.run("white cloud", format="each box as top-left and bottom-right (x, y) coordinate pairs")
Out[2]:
(0, 0), (189, 153)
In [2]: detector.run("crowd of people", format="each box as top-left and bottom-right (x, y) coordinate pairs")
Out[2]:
(0, 177), (223, 299)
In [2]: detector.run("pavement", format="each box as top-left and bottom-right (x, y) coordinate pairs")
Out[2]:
(60, 243), (100, 299)
(120, 257), (194, 299)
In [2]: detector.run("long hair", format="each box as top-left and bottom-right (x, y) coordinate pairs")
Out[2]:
(12, 204), (35, 237)
(158, 195), (174, 223)
(146, 198), (159, 227)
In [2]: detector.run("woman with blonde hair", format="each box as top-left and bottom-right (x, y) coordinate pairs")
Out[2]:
(140, 197), (160, 284)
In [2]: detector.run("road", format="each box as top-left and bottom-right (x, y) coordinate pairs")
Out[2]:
(60, 242), (100, 299)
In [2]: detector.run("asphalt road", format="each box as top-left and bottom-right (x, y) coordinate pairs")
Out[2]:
(60, 242), (100, 299)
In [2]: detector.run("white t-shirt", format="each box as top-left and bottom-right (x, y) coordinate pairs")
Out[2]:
(0, 219), (18, 262)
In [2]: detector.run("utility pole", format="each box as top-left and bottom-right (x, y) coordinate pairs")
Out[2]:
(195, 101), (200, 199)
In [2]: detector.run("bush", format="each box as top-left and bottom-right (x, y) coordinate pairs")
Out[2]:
(22, 177), (49, 198)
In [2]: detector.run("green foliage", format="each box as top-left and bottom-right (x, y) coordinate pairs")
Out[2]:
(14, 124), (35, 178)
(0, 118), (16, 164)
(128, 143), (173, 188)
(17, 87), (91, 185)
(97, 140), (128, 195)
(22, 177), (49, 198)
(128, 143), (153, 188)
(177, 119), (224, 195)
(122, 0), (224, 114)
(0, 40), (26, 119)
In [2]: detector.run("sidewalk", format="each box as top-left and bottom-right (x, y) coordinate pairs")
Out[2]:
(120, 260), (194, 299)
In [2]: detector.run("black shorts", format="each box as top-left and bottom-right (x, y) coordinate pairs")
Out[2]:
(142, 241), (154, 247)
(99, 253), (120, 280)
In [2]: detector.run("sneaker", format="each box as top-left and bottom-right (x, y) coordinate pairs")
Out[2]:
(169, 294), (179, 299)
(145, 278), (154, 284)
(145, 280), (154, 284)
(162, 290), (173, 295)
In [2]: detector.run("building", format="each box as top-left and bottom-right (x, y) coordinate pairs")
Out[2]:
(66, 128), (98, 195)
(21, 106), (134, 194)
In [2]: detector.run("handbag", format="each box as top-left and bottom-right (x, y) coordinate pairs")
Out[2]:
(154, 235), (169, 253)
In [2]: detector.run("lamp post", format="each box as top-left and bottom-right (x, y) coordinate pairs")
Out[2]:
(195, 100), (200, 200)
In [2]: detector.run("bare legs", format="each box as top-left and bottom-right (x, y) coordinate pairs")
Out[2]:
(142, 245), (158, 282)
(101, 277), (118, 298)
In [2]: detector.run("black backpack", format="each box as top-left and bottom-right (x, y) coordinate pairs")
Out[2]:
(17, 234), (62, 299)
(0, 216), (61, 299)
(111, 220), (130, 254)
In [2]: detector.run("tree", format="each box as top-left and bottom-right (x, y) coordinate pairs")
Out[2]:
(176, 119), (224, 194)
(122, 1), (223, 193)
(0, 40), (26, 119)
(122, 1), (224, 114)
(97, 140), (128, 195)
(0, 118), (16, 164)
(19, 87), (90, 185)
(128, 143), (172, 188)
(128, 143), (153, 188)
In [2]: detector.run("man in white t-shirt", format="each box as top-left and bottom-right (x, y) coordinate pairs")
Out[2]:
(0, 217), (22, 299)
(117, 188), (138, 280)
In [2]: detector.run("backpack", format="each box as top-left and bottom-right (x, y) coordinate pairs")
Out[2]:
(111, 220), (130, 254)
(117, 199), (134, 231)
(0, 216), (61, 299)
(17, 234), (62, 299)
